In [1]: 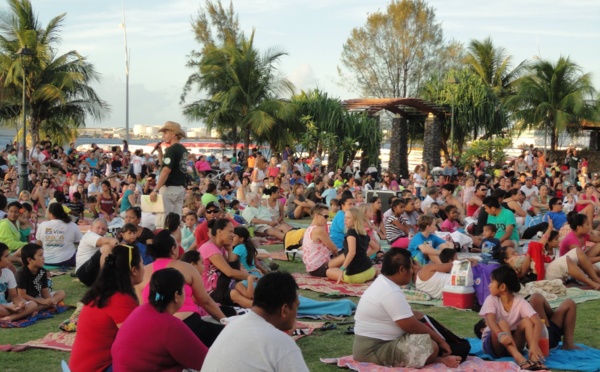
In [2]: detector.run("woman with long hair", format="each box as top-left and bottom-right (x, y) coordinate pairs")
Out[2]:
(99, 180), (118, 221)
(137, 230), (225, 347)
(113, 268), (208, 371)
(36, 203), (82, 266)
(250, 157), (267, 193)
(236, 176), (252, 203)
(70, 245), (144, 372)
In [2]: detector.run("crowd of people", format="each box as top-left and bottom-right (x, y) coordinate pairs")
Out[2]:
(0, 123), (595, 370)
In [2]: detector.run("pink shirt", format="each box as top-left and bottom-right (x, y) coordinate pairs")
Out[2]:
(302, 226), (331, 273)
(440, 219), (459, 233)
(559, 231), (588, 257)
(141, 258), (199, 314)
(111, 303), (207, 372)
(479, 295), (537, 340)
(199, 241), (227, 293)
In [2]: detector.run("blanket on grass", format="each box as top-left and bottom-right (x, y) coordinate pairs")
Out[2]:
(293, 273), (439, 306)
(298, 296), (356, 318)
(320, 355), (525, 371)
(468, 337), (600, 372)
(14, 331), (75, 352)
(0, 305), (72, 328)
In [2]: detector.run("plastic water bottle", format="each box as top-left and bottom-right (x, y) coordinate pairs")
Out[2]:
(539, 319), (550, 356)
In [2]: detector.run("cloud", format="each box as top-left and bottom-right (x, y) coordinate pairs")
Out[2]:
(288, 64), (318, 93)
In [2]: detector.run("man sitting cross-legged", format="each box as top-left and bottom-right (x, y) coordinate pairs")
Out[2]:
(353, 249), (462, 369)
(242, 192), (292, 240)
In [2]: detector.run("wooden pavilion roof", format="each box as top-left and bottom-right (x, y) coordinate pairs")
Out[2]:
(342, 98), (448, 117)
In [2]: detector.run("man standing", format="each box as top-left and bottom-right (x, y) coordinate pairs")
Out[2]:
(353, 249), (461, 368)
(201, 272), (308, 371)
(568, 149), (581, 185)
(150, 121), (188, 227)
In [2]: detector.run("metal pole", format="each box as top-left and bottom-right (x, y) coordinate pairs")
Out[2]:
(121, 0), (130, 142)
(19, 56), (27, 194)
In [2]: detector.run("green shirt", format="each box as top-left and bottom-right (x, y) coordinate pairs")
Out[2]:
(487, 208), (519, 242)
(161, 143), (188, 187)
(201, 193), (219, 207)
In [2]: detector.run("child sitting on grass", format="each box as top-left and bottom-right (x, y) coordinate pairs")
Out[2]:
(16, 243), (66, 311)
(0, 243), (38, 321)
(479, 266), (546, 370)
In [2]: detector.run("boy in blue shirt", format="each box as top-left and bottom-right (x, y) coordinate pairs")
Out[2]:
(408, 215), (454, 265)
(330, 194), (355, 252)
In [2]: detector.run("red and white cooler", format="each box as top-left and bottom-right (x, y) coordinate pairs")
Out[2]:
(442, 285), (475, 309)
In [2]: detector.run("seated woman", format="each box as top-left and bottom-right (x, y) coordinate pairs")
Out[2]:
(70, 245), (144, 372)
(559, 212), (600, 263)
(198, 219), (249, 301)
(302, 204), (345, 280)
(286, 184), (315, 220)
(575, 184), (600, 226)
(137, 230), (226, 347)
(263, 186), (293, 231)
(121, 207), (154, 247)
(112, 268), (208, 372)
(531, 184), (551, 216)
(35, 203), (83, 267)
(337, 208), (378, 284)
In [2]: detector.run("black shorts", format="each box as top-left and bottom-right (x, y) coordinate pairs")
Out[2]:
(548, 320), (563, 349)
(182, 312), (224, 347)
(309, 262), (329, 277)
(76, 251), (102, 287)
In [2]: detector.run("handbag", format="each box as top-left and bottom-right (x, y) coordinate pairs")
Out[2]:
(420, 314), (471, 362)
(141, 195), (165, 213)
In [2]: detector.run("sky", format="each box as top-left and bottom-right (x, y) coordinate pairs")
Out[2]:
(24, 0), (600, 129)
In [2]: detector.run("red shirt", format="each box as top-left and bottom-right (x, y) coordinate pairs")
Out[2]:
(194, 221), (210, 249)
(69, 292), (138, 372)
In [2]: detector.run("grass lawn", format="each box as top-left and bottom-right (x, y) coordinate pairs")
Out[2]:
(3, 245), (600, 372)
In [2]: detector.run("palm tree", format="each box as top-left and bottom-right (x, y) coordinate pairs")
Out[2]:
(463, 37), (525, 99)
(0, 0), (109, 144)
(182, 30), (295, 155)
(508, 56), (598, 150)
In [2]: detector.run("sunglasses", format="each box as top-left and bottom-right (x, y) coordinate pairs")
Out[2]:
(555, 202), (563, 205)
(319, 213), (329, 218)
(206, 209), (220, 214)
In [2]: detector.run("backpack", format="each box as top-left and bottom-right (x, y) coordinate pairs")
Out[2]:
(472, 262), (500, 308)
(283, 228), (306, 261)
(420, 315), (471, 362)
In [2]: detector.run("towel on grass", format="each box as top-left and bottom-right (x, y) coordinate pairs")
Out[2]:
(297, 295), (356, 318)
(468, 337), (600, 372)
(0, 305), (71, 328)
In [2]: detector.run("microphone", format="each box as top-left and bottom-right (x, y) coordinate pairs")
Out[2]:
(151, 141), (163, 154)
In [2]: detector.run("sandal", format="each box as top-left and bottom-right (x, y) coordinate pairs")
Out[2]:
(319, 291), (348, 299)
(319, 322), (337, 331)
(345, 326), (355, 335)
(291, 328), (306, 336)
(518, 360), (545, 371)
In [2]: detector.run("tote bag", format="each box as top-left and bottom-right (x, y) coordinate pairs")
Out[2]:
(141, 195), (165, 213)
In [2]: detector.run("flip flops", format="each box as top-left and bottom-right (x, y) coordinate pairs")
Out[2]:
(319, 322), (337, 331)
(319, 291), (349, 299)
(518, 359), (546, 371)
(345, 326), (355, 335)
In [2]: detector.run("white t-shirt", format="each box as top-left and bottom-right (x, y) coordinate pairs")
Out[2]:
(354, 275), (414, 341)
(131, 155), (143, 175)
(415, 271), (451, 300)
(36, 220), (83, 264)
(241, 206), (273, 229)
(201, 310), (308, 372)
(75, 231), (102, 271)
(520, 185), (539, 199)
(0, 268), (17, 304)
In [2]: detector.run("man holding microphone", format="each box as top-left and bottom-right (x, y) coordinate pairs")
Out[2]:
(149, 121), (188, 227)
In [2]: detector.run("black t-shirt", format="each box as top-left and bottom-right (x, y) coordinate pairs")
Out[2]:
(343, 228), (373, 275)
(16, 267), (48, 298)
(161, 143), (188, 187)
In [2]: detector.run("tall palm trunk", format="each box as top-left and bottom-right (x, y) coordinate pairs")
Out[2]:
(389, 116), (401, 177)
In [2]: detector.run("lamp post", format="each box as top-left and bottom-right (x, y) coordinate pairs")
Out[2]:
(447, 76), (460, 160)
(17, 46), (34, 194)
(119, 0), (130, 142)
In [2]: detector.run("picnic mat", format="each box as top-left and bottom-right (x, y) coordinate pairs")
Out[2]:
(321, 355), (525, 371)
(547, 287), (600, 308)
(293, 321), (325, 341)
(0, 305), (72, 328)
(468, 338), (600, 372)
(298, 295), (356, 318)
(293, 273), (441, 307)
(15, 331), (75, 352)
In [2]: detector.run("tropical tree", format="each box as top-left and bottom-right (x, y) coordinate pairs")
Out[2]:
(181, 30), (295, 154)
(507, 56), (598, 150)
(463, 37), (525, 100)
(338, 0), (459, 176)
(0, 0), (109, 144)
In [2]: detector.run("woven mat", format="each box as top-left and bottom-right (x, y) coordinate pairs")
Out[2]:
(321, 355), (528, 371)
(0, 305), (72, 328)
(15, 331), (75, 352)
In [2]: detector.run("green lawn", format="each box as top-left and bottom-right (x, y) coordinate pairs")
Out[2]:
(3, 250), (600, 372)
